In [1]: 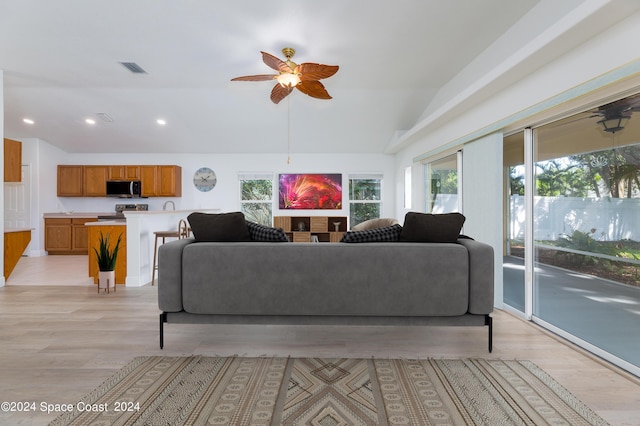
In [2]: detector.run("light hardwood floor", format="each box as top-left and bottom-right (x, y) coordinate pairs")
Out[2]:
(1, 256), (640, 425)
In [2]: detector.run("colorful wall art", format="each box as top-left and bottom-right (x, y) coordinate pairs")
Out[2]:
(279, 174), (342, 210)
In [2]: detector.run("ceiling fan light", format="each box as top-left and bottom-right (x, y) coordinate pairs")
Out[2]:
(598, 115), (630, 133)
(276, 73), (301, 88)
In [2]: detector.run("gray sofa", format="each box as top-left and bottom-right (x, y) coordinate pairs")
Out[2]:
(157, 237), (495, 351)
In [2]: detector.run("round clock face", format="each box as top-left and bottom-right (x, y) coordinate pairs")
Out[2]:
(193, 167), (217, 192)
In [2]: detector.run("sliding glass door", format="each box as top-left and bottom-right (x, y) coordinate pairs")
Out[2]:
(533, 110), (640, 370)
(503, 93), (640, 374)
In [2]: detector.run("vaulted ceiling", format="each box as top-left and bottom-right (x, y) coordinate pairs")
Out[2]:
(2, 1), (638, 154)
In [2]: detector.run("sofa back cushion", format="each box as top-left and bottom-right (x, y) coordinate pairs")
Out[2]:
(400, 212), (465, 243)
(187, 212), (251, 242)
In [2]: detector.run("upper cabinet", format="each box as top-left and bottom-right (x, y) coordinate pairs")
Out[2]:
(4, 138), (22, 182)
(57, 165), (84, 196)
(57, 164), (181, 197)
(140, 165), (182, 197)
(83, 166), (108, 197)
(108, 165), (140, 180)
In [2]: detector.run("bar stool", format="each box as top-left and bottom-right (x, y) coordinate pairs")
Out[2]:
(152, 219), (192, 285)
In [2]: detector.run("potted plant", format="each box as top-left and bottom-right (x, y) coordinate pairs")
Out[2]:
(94, 231), (122, 293)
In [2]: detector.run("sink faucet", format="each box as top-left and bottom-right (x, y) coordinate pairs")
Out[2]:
(163, 200), (175, 211)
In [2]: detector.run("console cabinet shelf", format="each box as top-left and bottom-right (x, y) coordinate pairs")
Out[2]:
(274, 216), (347, 243)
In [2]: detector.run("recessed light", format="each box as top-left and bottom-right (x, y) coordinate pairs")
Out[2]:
(85, 118), (96, 125)
(23, 118), (34, 124)
(157, 119), (166, 126)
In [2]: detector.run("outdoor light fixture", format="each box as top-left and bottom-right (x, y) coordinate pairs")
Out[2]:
(598, 114), (630, 133)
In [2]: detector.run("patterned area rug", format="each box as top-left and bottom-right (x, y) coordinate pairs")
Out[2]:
(51, 356), (609, 426)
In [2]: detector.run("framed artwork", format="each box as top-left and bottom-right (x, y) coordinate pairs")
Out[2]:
(279, 173), (342, 210)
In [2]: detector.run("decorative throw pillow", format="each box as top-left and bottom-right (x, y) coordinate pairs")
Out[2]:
(399, 212), (466, 243)
(340, 224), (403, 243)
(351, 217), (400, 231)
(187, 212), (251, 242)
(246, 221), (289, 242)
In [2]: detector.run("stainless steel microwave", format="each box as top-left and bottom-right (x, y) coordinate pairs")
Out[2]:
(106, 180), (142, 198)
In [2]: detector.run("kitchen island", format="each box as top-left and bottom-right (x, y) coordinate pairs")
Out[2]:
(122, 209), (219, 286)
(86, 221), (126, 285)
(4, 228), (33, 279)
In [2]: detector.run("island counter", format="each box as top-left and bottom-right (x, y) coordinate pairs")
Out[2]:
(86, 221), (126, 285)
(122, 209), (219, 286)
(4, 228), (33, 279)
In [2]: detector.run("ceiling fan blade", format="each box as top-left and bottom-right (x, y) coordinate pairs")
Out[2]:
(230, 74), (277, 82)
(296, 80), (332, 100)
(261, 51), (292, 73)
(270, 83), (292, 104)
(297, 63), (339, 81)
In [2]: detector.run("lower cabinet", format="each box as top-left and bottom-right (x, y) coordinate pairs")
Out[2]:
(44, 217), (97, 254)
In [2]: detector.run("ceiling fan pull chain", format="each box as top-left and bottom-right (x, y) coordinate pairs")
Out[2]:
(287, 95), (291, 164)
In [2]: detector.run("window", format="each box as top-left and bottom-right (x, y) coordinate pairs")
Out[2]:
(424, 152), (461, 213)
(239, 173), (274, 226)
(348, 174), (382, 226)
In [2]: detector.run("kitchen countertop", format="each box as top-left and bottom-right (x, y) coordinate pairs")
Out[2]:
(43, 212), (114, 219)
(123, 208), (218, 215)
(85, 221), (126, 226)
(4, 228), (34, 233)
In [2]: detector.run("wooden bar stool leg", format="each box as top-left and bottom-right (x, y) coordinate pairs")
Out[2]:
(152, 234), (160, 286)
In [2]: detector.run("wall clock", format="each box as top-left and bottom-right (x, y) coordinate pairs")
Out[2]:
(193, 167), (217, 192)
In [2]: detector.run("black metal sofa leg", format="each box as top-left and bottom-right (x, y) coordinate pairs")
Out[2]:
(159, 313), (167, 349)
(485, 315), (493, 353)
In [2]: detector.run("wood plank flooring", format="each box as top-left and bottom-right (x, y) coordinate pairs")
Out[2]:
(1, 256), (639, 425)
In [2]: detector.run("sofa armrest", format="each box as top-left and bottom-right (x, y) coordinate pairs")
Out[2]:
(457, 238), (494, 314)
(158, 238), (195, 312)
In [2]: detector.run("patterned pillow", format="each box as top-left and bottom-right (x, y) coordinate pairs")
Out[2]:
(340, 224), (403, 243)
(246, 221), (289, 242)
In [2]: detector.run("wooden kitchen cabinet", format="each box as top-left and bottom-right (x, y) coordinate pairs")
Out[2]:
(108, 165), (140, 180)
(58, 164), (181, 197)
(4, 138), (22, 182)
(57, 165), (84, 196)
(141, 165), (182, 197)
(83, 166), (108, 196)
(45, 217), (97, 254)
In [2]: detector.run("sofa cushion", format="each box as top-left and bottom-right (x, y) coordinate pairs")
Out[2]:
(340, 224), (403, 243)
(351, 217), (400, 231)
(187, 212), (251, 242)
(399, 212), (465, 243)
(246, 221), (289, 242)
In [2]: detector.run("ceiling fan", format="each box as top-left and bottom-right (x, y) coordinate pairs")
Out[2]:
(231, 48), (339, 104)
(552, 93), (640, 132)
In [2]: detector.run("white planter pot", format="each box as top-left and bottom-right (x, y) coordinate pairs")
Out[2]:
(98, 270), (116, 293)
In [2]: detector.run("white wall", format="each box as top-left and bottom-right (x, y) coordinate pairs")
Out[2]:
(25, 143), (396, 256)
(0, 70), (4, 286)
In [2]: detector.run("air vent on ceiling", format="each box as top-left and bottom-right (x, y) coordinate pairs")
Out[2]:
(96, 113), (114, 122)
(119, 62), (147, 74)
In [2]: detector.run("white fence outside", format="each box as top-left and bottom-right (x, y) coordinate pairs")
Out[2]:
(509, 195), (640, 242)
